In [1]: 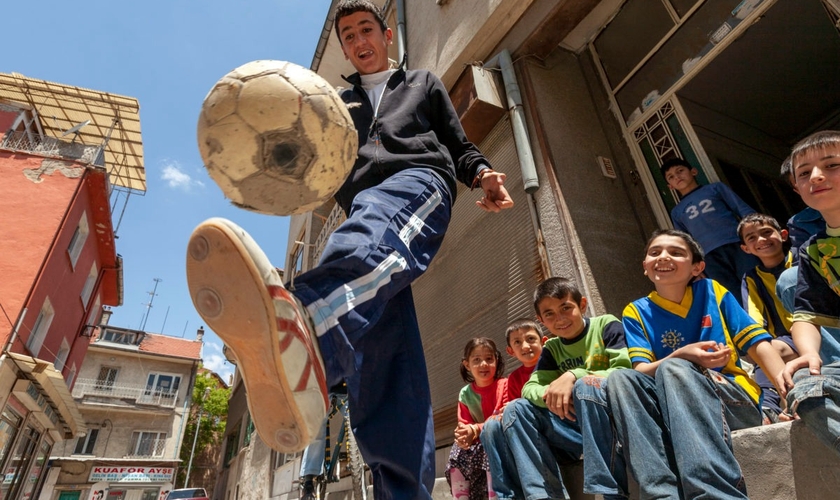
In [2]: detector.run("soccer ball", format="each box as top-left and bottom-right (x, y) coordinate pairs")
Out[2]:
(197, 60), (357, 216)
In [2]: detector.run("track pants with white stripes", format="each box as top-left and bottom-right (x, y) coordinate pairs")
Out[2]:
(290, 168), (451, 500)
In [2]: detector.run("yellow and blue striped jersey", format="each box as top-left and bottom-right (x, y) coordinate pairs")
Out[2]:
(623, 278), (771, 404)
(741, 252), (793, 338)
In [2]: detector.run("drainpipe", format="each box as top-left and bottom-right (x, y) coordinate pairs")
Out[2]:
(483, 50), (539, 193)
(482, 50), (551, 276)
(395, 0), (407, 68)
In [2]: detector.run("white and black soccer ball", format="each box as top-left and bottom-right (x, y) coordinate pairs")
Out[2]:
(197, 60), (357, 216)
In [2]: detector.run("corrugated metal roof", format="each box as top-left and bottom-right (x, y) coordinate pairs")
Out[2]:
(0, 72), (145, 192)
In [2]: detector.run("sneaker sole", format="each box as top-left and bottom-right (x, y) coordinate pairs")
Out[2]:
(186, 219), (320, 453)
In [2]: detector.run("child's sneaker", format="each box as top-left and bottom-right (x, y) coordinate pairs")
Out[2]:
(186, 217), (328, 452)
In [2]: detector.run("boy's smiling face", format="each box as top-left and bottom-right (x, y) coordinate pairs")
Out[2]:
(506, 328), (543, 367)
(793, 147), (840, 226)
(740, 222), (787, 263)
(338, 11), (393, 75)
(643, 234), (705, 287)
(537, 295), (587, 340)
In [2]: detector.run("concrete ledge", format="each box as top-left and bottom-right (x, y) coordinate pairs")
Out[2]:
(734, 420), (840, 500)
(429, 421), (840, 500)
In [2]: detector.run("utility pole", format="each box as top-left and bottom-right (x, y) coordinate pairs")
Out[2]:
(184, 387), (211, 488)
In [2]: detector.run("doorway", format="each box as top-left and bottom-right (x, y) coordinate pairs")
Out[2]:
(675, 0), (840, 224)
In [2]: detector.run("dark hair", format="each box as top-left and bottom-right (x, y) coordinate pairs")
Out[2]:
(779, 155), (793, 183)
(787, 130), (840, 181)
(660, 157), (692, 177)
(645, 229), (704, 264)
(533, 277), (583, 315)
(505, 318), (542, 347)
(334, 0), (388, 43)
(736, 213), (782, 243)
(460, 337), (505, 383)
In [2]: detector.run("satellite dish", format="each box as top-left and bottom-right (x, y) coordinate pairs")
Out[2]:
(62, 119), (91, 137)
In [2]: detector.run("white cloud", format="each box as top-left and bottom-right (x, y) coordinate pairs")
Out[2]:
(160, 161), (205, 191)
(203, 342), (234, 382)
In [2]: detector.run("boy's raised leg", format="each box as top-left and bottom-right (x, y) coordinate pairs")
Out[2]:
(186, 218), (328, 452)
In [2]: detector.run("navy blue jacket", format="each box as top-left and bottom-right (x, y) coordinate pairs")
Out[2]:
(336, 68), (490, 214)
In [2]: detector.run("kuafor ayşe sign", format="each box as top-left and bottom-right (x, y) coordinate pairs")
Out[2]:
(88, 466), (174, 482)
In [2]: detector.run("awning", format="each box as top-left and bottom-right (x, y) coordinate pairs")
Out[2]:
(8, 352), (86, 439)
(0, 72), (145, 192)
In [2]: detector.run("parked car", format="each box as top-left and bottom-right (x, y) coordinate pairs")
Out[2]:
(166, 488), (209, 500)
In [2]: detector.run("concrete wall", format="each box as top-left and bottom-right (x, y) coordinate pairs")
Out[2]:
(522, 48), (655, 315)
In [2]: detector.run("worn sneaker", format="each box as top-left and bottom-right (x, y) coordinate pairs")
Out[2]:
(186, 217), (328, 452)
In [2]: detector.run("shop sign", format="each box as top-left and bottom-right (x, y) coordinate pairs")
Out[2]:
(88, 467), (174, 483)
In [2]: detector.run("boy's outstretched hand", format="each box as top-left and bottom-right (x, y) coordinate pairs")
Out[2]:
(477, 170), (515, 213)
(544, 371), (577, 421)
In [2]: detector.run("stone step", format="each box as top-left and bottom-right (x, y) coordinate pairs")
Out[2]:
(428, 421), (840, 500)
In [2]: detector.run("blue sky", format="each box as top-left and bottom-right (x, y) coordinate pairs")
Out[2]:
(4, 0), (334, 382)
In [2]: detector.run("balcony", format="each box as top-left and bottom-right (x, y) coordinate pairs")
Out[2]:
(1, 130), (104, 165)
(72, 379), (178, 409)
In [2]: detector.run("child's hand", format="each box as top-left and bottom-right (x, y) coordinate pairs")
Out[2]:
(679, 341), (731, 369)
(544, 372), (577, 421)
(454, 422), (478, 449)
(778, 353), (822, 396)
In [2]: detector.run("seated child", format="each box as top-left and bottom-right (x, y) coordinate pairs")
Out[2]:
(737, 213), (799, 421)
(482, 278), (630, 500)
(779, 130), (840, 457)
(775, 156), (825, 312)
(480, 319), (543, 497)
(503, 318), (545, 400)
(446, 337), (507, 500)
(609, 229), (785, 499)
(663, 157), (758, 295)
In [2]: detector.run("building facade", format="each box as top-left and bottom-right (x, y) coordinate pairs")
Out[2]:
(0, 73), (145, 500)
(218, 0), (840, 494)
(41, 325), (203, 500)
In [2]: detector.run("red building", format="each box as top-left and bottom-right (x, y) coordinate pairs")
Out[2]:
(0, 72), (144, 500)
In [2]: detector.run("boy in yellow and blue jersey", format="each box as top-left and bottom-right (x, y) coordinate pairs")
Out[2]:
(608, 229), (785, 500)
(737, 213), (799, 421)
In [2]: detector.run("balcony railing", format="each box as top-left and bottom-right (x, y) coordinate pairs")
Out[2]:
(72, 379), (178, 408)
(1, 130), (61, 155)
(0, 130), (105, 165)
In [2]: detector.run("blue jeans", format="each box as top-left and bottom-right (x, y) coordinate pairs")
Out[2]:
(291, 169), (452, 500)
(787, 363), (840, 457)
(481, 398), (581, 500)
(300, 394), (348, 477)
(482, 379), (627, 500)
(608, 359), (761, 500)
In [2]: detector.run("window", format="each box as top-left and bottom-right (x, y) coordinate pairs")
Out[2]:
(100, 328), (141, 345)
(128, 431), (166, 457)
(66, 363), (77, 389)
(55, 338), (70, 372)
(27, 298), (54, 356)
(95, 366), (119, 391)
(67, 211), (89, 269)
(243, 412), (255, 446)
(80, 262), (98, 307)
(141, 373), (181, 406)
(224, 420), (241, 466)
(73, 428), (98, 455)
